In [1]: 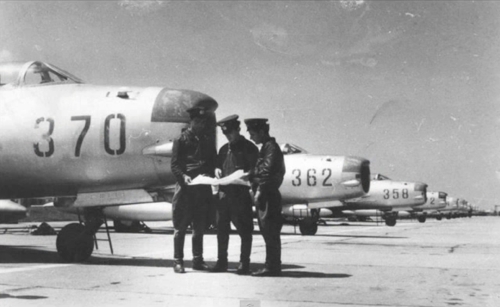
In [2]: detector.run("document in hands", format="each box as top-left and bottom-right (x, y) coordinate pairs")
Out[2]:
(189, 169), (250, 186)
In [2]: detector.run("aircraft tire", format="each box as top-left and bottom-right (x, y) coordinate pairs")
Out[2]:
(436, 216), (442, 221)
(56, 223), (94, 263)
(417, 216), (426, 223)
(299, 217), (318, 235)
(385, 218), (397, 227)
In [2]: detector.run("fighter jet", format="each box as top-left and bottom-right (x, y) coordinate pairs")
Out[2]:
(283, 173), (427, 230)
(340, 174), (427, 226)
(437, 196), (470, 219)
(0, 60), (218, 262)
(0, 200), (27, 223)
(278, 143), (370, 235)
(0, 61), (371, 260)
(405, 191), (448, 222)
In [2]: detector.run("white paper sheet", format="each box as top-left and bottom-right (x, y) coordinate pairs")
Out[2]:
(188, 169), (250, 186)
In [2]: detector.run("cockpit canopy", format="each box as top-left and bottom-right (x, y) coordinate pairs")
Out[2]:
(371, 174), (391, 181)
(0, 61), (83, 88)
(280, 143), (308, 155)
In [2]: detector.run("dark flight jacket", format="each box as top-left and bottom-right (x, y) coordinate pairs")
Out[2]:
(216, 135), (259, 177)
(171, 129), (216, 185)
(250, 137), (286, 191)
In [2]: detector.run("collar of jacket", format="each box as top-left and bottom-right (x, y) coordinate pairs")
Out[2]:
(261, 136), (274, 145)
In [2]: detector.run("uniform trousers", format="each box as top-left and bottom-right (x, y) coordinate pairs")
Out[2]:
(255, 187), (283, 271)
(172, 184), (212, 263)
(216, 185), (254, 263)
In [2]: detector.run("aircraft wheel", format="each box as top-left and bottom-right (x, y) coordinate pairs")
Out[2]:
(385, 218), (397, 227)
(299, 217), (318, 235)
(113, 220), (141, 233)
(417, 216), (426, 223)
(436, 216), (442, 221)
(56, 223), (94, 263)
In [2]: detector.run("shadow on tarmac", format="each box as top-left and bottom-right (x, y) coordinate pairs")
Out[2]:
(0, 246), (350, 279)
(0, 245), (63, 264)
(0, 293), (48, 300)
(278, 271), (351, 278)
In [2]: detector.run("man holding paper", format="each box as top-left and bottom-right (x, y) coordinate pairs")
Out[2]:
(170, 105), (217, 273)
(211, 115), (258, 275)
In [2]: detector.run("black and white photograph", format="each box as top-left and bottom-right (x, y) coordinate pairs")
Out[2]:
(0, 1), (499, 306)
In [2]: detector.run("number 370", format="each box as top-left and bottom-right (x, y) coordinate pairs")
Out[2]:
(33, 114), (126, 158)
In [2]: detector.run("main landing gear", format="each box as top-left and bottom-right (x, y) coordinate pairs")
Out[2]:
(56, 223), (95, 262)
(383, 212), (398, 227)
(56, 208), (110, 262)
(298, 209), (320, 235)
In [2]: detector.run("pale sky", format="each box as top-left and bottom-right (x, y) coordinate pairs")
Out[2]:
(1, 1), (499, 209)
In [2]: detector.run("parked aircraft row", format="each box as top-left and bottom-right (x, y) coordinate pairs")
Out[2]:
(0, 61), (477, 262)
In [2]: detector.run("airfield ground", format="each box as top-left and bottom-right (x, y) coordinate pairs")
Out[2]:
(1, 217), (499, 307)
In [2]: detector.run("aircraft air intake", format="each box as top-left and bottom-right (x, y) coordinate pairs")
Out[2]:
(439, 192), (448, 201)
(151, 88), (218, 123)
(414, 183), (428, 202)
(414, 183), (427, 192)
(342, 157), (371, 193)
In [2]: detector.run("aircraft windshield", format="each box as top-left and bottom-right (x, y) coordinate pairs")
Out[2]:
(281, 143), (308, 155)
(0, 61), (83, 88)
(372, 174), (391, 181)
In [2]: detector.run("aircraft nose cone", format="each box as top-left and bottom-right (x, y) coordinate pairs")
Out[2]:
(439, 191), (448, 201)
(414, 182), (427, 192)
(342, 157), (371, 193)
(183, 90), (218, 113)
(151, 88), (218, 123)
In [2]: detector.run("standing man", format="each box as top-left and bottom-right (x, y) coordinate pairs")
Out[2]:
(244, 118), (286, 277)
(170, 105), (217, 273)
(211, 115), (259, 275)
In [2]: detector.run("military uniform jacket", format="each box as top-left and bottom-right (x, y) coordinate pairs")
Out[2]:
(171, 128), (216, 185)
(250, 137), (286, 190)
(217, 136), (258, 177)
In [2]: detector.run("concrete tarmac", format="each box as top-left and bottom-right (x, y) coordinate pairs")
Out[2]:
(1, 217), (499, 307)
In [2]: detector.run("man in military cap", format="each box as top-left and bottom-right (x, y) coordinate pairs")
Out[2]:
(170, 105), (217, 273)
(211, 115), (259, 275)
(244, 118), (286, 277)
